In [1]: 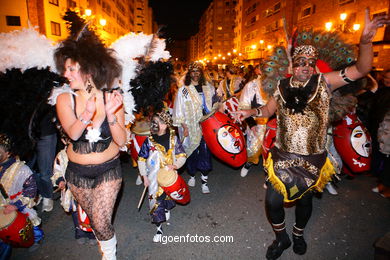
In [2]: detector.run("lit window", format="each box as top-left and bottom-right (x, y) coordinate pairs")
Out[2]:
(51, 21), (61, 36)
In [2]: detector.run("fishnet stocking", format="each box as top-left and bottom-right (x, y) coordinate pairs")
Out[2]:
(69, 178), (122, 241)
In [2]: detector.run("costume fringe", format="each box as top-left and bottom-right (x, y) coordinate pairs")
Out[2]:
(65, 164), (122, 189)
(264, 153), (335, 203)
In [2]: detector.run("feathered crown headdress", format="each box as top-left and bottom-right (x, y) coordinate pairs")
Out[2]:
(261, 28), (357, 97)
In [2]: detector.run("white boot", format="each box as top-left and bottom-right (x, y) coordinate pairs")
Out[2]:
(201, 174), (210, 194)
(42, 198), (53, 212)
(188, 176), (195, 187)
(99, 234), (117, 260)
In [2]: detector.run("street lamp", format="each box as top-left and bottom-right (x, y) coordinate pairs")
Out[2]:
(325, 22), (333, 31)
(85, 9), (92, 16)
(100, 18), (107, 26)
(340, 13), (347, 21)
(353, 24), (361, 31)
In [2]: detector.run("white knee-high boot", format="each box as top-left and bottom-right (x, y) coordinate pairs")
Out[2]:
(98, 234), (117, 260)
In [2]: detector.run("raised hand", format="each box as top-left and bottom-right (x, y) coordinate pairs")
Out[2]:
(360, 8), (390, 44)
(105, 90), (123, 117)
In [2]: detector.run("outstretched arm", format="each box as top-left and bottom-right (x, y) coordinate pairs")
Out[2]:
(232, 96), (277, 121)
(325, 8), (389, 91)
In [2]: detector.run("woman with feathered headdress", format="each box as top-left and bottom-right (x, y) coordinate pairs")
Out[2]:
(52, 11), (126, 259)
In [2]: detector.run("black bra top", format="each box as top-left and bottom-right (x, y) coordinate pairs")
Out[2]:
(70, 91), (113, 154)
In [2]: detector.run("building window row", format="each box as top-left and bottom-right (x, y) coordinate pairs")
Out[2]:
(102, 1), (112, 15)
(264, 1), (281, 18)
(245, 2), (258, 15)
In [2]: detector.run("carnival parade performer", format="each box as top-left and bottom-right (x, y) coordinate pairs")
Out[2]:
(172, 62), (217, 194)
(233, 9), (389, 260)
(239, 64), (269, 177)
(137, 110), (186, 242)
(51, 11), (126, 260)
(0, 134), (44, 258)
(217, 65), (245, 100)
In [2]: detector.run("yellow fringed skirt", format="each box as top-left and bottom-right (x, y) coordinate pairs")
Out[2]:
(264, 147), (335, 203)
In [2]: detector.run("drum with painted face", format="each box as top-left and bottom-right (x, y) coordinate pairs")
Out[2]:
(157, 168), (190, 205)
(200, 111), (247, 167)
(0, 206), (34, 248)
(333, 113), (371, 174)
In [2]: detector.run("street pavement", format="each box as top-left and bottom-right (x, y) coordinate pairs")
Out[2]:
(13, 154), (390, 260)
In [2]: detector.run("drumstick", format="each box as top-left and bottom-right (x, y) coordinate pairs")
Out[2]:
(137, 186), (147, 210)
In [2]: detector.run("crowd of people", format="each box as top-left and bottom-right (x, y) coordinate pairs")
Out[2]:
(0, 8), (389, 260)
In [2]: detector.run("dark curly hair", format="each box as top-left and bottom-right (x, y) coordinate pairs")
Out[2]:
(54, 11), (121, 89)
(184, 67), (206, 86)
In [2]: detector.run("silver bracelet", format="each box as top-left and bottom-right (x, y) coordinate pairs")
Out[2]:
(79, 117), (91, 125)
(108, 115), (117, 126)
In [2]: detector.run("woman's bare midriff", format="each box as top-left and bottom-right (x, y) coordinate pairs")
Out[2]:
(67, 141), (120, 165)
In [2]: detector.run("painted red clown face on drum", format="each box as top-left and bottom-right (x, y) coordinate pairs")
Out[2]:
(333, 113), (372, 173)
(217, 125), (244, 154)
(292, 54), (317, 82)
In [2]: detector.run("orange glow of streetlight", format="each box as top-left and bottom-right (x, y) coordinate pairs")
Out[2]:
(259, 40), (264, 44)
(251, 44), (257, 50)
(340, 13), (347, 21)
(233, 49), (237, 53)
(100, 18), (107, 26)
(267, 45), (272, 50)
(222, 57), (226, 60)
(238, 53), (242, 56)
(218, 53), (222, 57)
(353, 24), (361, 31)
(325, 22), (333, 31)
(227, 52), (231, 56)
(85, 9), (92, 16)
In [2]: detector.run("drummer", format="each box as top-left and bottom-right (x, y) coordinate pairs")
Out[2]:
(137, 110), (186, 242)
(172, 62), (218, 194)
(0, 133), (44, 256)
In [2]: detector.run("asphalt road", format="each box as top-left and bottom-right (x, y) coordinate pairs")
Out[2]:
(13, 154), (390, 260)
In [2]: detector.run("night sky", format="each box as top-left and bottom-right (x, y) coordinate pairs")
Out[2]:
(149, 0), (213, 41)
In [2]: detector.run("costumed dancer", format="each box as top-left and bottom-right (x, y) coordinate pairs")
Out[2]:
(137, 111), (186, 242)
(239, 64), (269, 177)
(51, 11), (126, 260)
(0, 26), (66, 257)
(0, 134), (44, 258)
(51, 146), (97, 245)
(217, 65), (245, 119)
(172, 62), (217, 194)
(234, 9), (388, 259)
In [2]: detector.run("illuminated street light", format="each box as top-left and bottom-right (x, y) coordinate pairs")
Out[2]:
(233, 49), (237, 53)
(340, 13), (347, 21)
(214, 57), (217, 60)
(353, 24), (361, 31)
(85, 9), (92, 16)
(222, 57), (226, 60)
(100, 18), (107, 26)
(238, 53), (242, 56)
(259, 40), (264, 44)
(218, 53), (222, 57)
(325, 22), (333, 31)
(227, 52), (231, 56)
(251, 44), (257, 50)
(267, 45), (272, 50)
